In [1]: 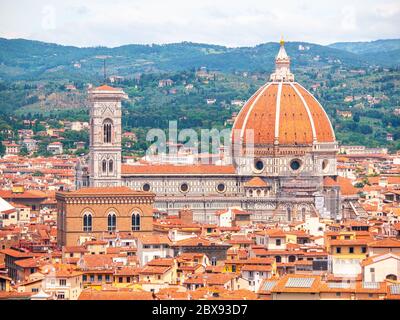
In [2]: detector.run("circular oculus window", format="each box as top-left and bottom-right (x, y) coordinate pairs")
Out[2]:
(290, 159), (302, 171)
(142, 183), (151, 192)
(216, 183), (226, 193)
(180, 183), (189, 193)
(254, 159), (265, 172)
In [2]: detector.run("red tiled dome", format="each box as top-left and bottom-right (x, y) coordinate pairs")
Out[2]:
(232, 82), (335, 146)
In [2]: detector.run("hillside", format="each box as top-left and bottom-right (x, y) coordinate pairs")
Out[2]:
(0, 38), (394, 82)
(0, 38), (399, 152)
(329, 39), (400, 54)
(329, 39), (400, 66)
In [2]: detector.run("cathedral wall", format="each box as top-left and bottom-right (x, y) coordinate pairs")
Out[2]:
(122, 176), (240, 195)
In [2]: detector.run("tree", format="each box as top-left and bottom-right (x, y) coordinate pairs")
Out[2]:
(0, 143), (5, 157)
(359, 125), (373, 135)
(19, 145), (29, 156)
(74, 148), (88, 156)
(353, 113), (360, 123)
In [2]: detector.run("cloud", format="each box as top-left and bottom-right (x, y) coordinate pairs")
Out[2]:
(0, 0), (399, 47)
(341, 6), (357, 31)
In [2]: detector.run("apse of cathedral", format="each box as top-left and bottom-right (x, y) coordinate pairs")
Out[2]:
(75, 40), (353, 225)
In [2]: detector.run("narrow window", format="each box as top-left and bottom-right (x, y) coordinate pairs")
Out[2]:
(103, 120), (113, 143)
(108, 213), (117, 232)
(361, 247), (367, 254)
(109, 160), (114, 174)
(83, 213), (92, 232)
(132, 213), (141, 231)
(102, 160), (107, 174)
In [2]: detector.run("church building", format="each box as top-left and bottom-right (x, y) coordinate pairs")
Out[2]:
(75, 40), (359, 224)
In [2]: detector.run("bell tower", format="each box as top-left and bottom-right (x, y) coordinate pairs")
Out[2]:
(88, 85), (127, 187)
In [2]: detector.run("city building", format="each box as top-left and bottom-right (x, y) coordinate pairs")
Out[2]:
(76, 40), (344, 224)
(56, 187), (155, 246)
(47, 142), (63, 155)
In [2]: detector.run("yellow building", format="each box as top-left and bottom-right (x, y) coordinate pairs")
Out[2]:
(0, 274), (12, 292)
(326, 231), (371, 276)
(82, 270), (114, 290)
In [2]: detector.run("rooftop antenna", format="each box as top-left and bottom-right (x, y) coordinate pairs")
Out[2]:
(95, 55), (111, 84)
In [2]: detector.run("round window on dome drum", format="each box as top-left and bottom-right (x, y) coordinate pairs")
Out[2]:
(290, 159), (302, 171)
(254, 160), (264, 172)
(217, 183), (226, 193)
(180, 183), (189, 193)
(142, 183), (151, 192)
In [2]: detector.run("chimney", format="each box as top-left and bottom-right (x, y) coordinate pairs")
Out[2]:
(179, 209), (193, 225)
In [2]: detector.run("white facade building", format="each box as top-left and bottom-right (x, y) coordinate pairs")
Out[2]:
(76, 41), (348, 224)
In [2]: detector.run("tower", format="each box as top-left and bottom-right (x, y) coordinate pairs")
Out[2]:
(88, 85), (127, 187)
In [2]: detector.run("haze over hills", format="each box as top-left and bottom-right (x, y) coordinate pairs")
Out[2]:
(328, 39), (400, 67)
(0, 38), (399, 82)
(328, 39), (400, 54)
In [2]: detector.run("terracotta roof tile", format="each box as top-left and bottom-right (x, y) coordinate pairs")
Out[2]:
(232, 83), (335, 146)
(78, 289), (154, 300)
(244, 177), (269, 188)
(368, 238), (400, 248)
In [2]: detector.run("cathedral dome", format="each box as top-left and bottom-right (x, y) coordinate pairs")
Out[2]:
(232, 40), (335, 147)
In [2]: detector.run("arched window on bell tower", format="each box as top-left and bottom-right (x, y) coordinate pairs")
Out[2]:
(109, 160), (114, 174)
(103, 119), (113, 144)
(102, 160), (107, 174)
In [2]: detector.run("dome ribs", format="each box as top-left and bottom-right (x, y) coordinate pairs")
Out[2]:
(294, 84), (335, 142)
(231, 83), (268, 143)
(232, 81), (335, 148)
(278, 85), (313, 145)
(233, 83), (278, 145)
(240, 83), (274, 143)
(252, 84), (278, 144)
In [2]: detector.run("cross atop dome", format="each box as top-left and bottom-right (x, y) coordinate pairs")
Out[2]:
(270, 37), (295, 82)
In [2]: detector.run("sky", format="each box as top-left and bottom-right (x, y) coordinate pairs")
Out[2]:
(0, 0), (399, 48)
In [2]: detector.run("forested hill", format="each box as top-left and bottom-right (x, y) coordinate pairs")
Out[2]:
(0, 38), (398, 82)
(329, 39), (400, 54)
(329, 39), (400, 67)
